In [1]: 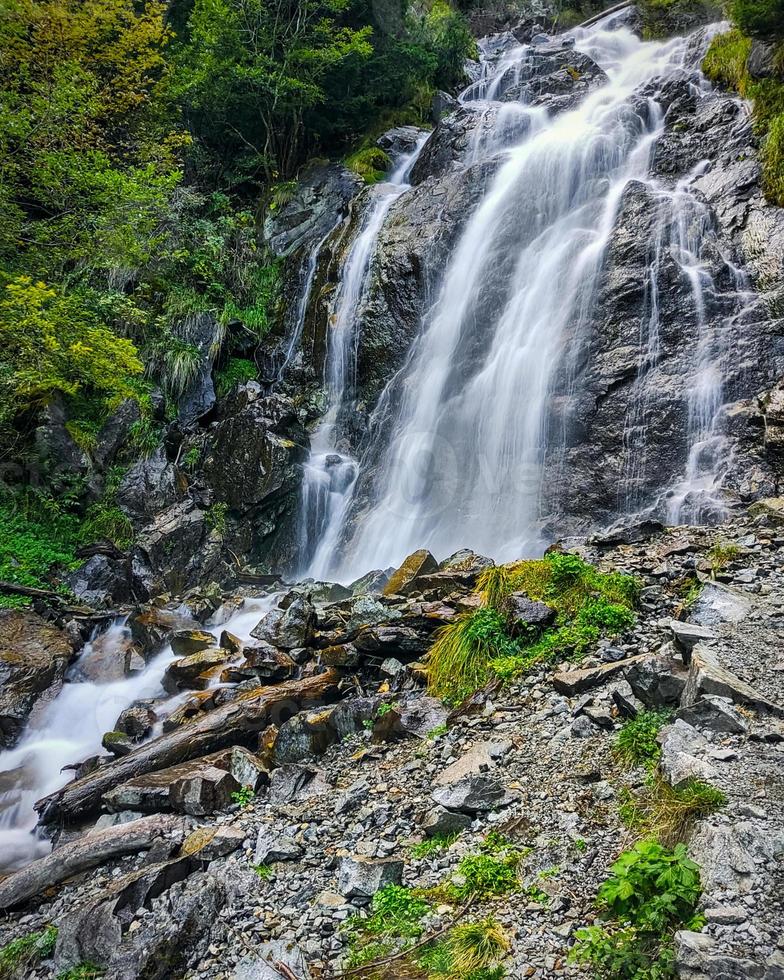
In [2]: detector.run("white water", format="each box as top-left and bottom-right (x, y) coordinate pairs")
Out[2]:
(298, 138), (428, 580)
(0, 596), (275, 871)
(323, 19), (739, 579)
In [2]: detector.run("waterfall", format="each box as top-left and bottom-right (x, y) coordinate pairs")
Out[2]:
(298, 138), (428, 580)
(318, 18), (742, 580)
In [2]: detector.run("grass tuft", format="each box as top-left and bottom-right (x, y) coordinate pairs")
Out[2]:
(614, 711), (672, 769)
(619, 776), (727, 845)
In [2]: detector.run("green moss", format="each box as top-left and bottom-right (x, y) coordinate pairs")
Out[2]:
(345, 146), (392, 184)
(215, 357), (257, 398)
(411, 832), (461, 858)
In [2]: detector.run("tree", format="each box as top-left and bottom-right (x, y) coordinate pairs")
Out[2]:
(730, 0), (784, 38)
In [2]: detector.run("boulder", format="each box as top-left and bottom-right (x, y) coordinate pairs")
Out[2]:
(626, 645), (688, 707)
(506, 592), (556, 629)
(180, 824), (245, 860)
(170, 629), (217, 657)
(668, 619), (717, 658)
(251, 595), (316, 650)
(334, 778), (370, 816)
(0, 610), (72, 748)
(682, 645), (784, 717)
(421, 806), (472, 838)
(93, 398), (142, 469)
(337, 857), (403, 899)
(688, 582), (752, 627)
(102, 730), (135, 757)
(676, 696), (748, 734)
(268, 764), (316, 804)
(66, 555), (132, 606)
(354, 624), (428, 657)
(102, 746), (267, 816)
(434, 740), (509, 786)
(658, 720), (718, 789)
(163, 648), (229, 692)
(431, 775), (511, 813)
(272, 707), (341, 765)
(242, 644), (297, 681)
(383, 550), (439, 596)
(54, 864), (223, 980)
(70, 627), (144, 683)
(552, 652), (649, 696)
(115, 703), (158, 740)
(255, 827), (303, 864)
(349, 569), (392, 595)
(117, 448), (179, 522)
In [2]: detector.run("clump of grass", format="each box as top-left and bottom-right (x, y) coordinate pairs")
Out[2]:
(252, 862), (273, 880)
(614, 710), (673, 769)
(412, 832), (461, 858)
(418, 918), (508, 979)
(702, 28), (753, 92)
(56, 966), (104, 980)
(619, 777), (727, 845)
(427, 552), (638, 702)
(344, 885), (432, 968)
(0, 926), (57, 979)
(708, 540), (740, 576)
(448, 852), (521, 901)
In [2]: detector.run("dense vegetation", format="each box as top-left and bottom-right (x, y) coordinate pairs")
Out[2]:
(703, 0), (784, 204)
(427, 551), (638, 703)
(0, 0), (477, 602)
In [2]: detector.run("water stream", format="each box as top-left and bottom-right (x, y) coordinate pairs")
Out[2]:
(0, 597), (275, 871)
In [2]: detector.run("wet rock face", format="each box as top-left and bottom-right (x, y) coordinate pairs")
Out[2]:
(0, 610), (72, 748)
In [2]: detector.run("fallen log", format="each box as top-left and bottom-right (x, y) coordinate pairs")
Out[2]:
(0, 813), (186, 911)
(35, 669), (341, 826)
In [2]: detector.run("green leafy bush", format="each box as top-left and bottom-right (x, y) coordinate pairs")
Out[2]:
(571, 841), (704, 979)
(730, 0), (784, 38)
(448, 852), (520, 900)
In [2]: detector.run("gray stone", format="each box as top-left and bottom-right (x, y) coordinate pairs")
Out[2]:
(552, 653), (649, 696)
(507, 593), (556, 629)
(337, 856), (403, 899)
(676, 695), (748, 734)
(255, 828), (303, 864)
(268, 764), (315, 804)
(658, 720), (718, 788)
(626, 644), (688, 707)
(251, 595), (316, 650)
(431, 775), (510, 813)
(334, 778), (370, 816)
(421, 806), (472, 838)
(668, 619), (718, 658)
(682, 645), (784, 717)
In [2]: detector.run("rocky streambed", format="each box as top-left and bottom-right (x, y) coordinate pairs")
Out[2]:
(1, 504), (783, 979)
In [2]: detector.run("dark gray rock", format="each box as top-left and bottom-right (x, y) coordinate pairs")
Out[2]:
(506, 592), (556, 629)
(676, 696), (748, 734)
(255, 827), (303, 864)
(251, 595), (316, 649)
(421, 806), (472, 838)
(337, 856), (403, 899)
(0, 610), (72, 748)
(118, 448), (179, 522)
(431, 775), (510, 813)
(626, 645), (688, 707)
(268, 764), (315, 804)
(93, 399), (142, 469)
(66, 555), (131, 606)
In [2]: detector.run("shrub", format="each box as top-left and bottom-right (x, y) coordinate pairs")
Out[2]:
(708, 541), (740, 576)
(619, 777), (726, 845)
(231, 785), (254, 807)
(349, 884), (431, 940)
(730, 0), (784, 39)
(418, 918), (508, 979)
(615, 711), (673, 768)
(570, 840), (704, 979)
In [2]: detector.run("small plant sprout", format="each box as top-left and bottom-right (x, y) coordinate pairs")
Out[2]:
(231, 785), (254, 807)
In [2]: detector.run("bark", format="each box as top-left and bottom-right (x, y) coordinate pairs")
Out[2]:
(0, 814), (186, 911)
(35, 669), (341, 825)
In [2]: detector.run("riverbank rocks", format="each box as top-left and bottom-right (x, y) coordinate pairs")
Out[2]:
(102, 746), (267, 816)
(0, 609), (72, 748)
(163, 648), (230, 692)
(251, 595), (316, 649)
(383, 549), (439, 596)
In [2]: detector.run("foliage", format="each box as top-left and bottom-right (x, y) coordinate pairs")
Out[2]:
(619, 777), (727, 845)
(570, 840), (704, 980)
(215, 357), (257, 398)
(708, 541), (740, 576)
(411, 832), (461, 858)
(205, 502), (229, 537)
(0, 494), (81, 606)
(231, 785), (255, 807)
(615, 711), (673, 769)
(428, 553), (638, 702)
(419, 918), (508, 979)
(128, 417), (162, 458)
(0, 926), (57, 980)
(376, 700), (399, 718)
(0, 278), (142, 414)
(703, 27), (784, 206)
(730, 0), (784, 38)
(55, 966), (104, 980)
(426, 723), (449, 739)
(350, 885), (431, 940)
(252, 862), (273, 880)
(448, 852), (520, 900)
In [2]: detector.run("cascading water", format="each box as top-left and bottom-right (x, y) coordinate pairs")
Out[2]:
(0, 597), (275, 871)
(322, 18), (741, 580)
(298, 138), (428, 580)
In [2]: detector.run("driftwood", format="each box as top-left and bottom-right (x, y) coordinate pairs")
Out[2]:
(36, 669), (341, 825)
(0, 813), (186, 911)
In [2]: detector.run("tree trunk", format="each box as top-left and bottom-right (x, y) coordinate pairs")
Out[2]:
(0, 813), (187, 911)
(35, 670), (341, 826)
